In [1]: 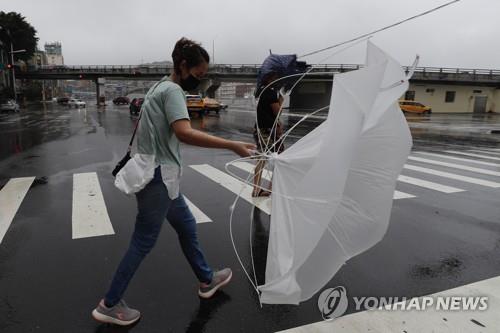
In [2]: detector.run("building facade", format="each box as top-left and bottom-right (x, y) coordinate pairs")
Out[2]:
(44, 42), (64, 66)
(216, 82), (255, 100)
(29, 49), (48, 67)
(405, 83), (500, 113)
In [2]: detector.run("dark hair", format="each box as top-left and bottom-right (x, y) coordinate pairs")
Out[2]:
(263, 72), (280, 85)
(172, 37), (210, 74)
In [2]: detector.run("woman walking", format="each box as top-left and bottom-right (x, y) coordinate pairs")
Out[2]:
(92, 37), (255, 326)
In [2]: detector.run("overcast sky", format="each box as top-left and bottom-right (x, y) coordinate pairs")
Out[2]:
(1, 0), (499, 69)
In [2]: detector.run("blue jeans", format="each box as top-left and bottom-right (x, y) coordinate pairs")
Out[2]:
(104, 167), (213, 306)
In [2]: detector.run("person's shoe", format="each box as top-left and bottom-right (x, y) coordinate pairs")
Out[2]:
(198, 268), (232, 299)
(92, 299), (141, 326)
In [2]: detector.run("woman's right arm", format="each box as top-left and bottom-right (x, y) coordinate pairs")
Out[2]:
(171, 119), (255, 157)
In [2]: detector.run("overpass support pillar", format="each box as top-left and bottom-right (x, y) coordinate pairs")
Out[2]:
(196, 78), (221, 98)
(205, 79), (221, 98)
(289, 81), (332, 113)
(95, 77), (106, 106)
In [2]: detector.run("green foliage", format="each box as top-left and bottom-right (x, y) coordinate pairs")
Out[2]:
(0, 11), (38, 62)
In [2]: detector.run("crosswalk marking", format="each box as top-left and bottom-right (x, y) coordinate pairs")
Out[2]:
(398, 175), (464, 193)
(468, 149), (500, 157)
(190, 164), (271, 215)
(392, 191), (416, 199)
(184, 196), (212, 223)
(232, 162), (416, 200)
(415, 152), (500, 168)
(3, 157), (499, 243)
(278, 275), (500, 333)
(408, 156), (500, 177)
(404, 164), (500, 188)
(444, 150), (500, 162)
(72, 172), (115, 239)
(0, 177), (35, 244)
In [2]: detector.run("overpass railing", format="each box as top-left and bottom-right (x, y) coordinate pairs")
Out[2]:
(24, 64), (500, 81)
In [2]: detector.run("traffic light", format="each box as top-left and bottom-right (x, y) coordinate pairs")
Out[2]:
(79, 74), (83, 79)
(7, 64), (12, 69)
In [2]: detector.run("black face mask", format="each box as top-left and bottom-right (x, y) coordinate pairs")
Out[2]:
(180, 74), (201, 91)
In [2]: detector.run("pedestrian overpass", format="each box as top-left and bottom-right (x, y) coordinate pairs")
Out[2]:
(16, 64), (500, 108)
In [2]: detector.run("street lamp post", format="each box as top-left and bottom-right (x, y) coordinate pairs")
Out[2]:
(10, 42), (16, 101)
(9, 44), (26, 104)
(212, 35), (218, 65)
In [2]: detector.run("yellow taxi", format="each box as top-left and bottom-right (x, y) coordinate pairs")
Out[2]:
(186, 95), (204, 111)
(399, 100), (432, 114)
(203, 97), (228, 114)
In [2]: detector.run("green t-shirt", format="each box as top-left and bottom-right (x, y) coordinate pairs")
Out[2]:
(136, 76), (189, 167)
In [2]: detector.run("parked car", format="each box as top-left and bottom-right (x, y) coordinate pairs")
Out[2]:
(0, 99), (20, 112)
(68, 98), (86, 108)
(129, 98), (144, 115)
(399, 100), (432, 114)
(57, 97), (70, 105)
(113, 96), (130, 105)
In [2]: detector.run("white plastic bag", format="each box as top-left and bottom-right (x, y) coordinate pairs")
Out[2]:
(114, 154), (156, 195)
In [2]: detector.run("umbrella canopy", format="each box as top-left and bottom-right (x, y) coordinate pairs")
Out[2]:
(258, 42), (413, 304)
(255, 53), (308, 97)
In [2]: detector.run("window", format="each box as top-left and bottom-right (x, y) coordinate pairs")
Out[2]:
(426, 88), (435, 93)
(445, 91), (456, 103)
(405, 91), (415, 101)
(473, 90), (482, 94)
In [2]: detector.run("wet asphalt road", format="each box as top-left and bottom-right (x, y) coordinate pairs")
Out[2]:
(0, 100), (499, 333)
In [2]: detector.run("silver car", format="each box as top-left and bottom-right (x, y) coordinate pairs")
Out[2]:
(0, 99), (20, 112)
(68, 98), (86, 108)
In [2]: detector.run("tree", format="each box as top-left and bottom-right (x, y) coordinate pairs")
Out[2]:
(0, 11), (38, 62)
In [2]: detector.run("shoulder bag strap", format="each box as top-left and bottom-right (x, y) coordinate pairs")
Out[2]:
(126, 77), (170, 153)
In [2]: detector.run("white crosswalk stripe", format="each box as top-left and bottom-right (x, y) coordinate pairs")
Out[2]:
(0, 177), (35, 244)
(444, 150), (500, 162)
(468, 149), (500, 157)
(278, 275), (500, 333)
(404, 164), (500, 188)
(397, 175), (464, 193)
(190, 164), (271, 214)
(232, 162), (418, 199)
(392, 191), (416, 199)
(72, 172), (115, 239)
(414, 152), (500, 168)
(408, 156), (500, 177)
(184, 196), (212, 223)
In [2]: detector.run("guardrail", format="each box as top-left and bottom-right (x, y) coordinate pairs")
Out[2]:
(18, 64), (500, 85)
(29, 64), (500, 76)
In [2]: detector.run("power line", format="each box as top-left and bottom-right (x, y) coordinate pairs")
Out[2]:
(299, 0), (461, 58)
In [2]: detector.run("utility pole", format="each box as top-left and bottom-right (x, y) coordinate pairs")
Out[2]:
(10, 41), (16, 101)
(0, 44), (4, 87)
(2, 28), (26, 103)
(42, 80), (46, 101)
